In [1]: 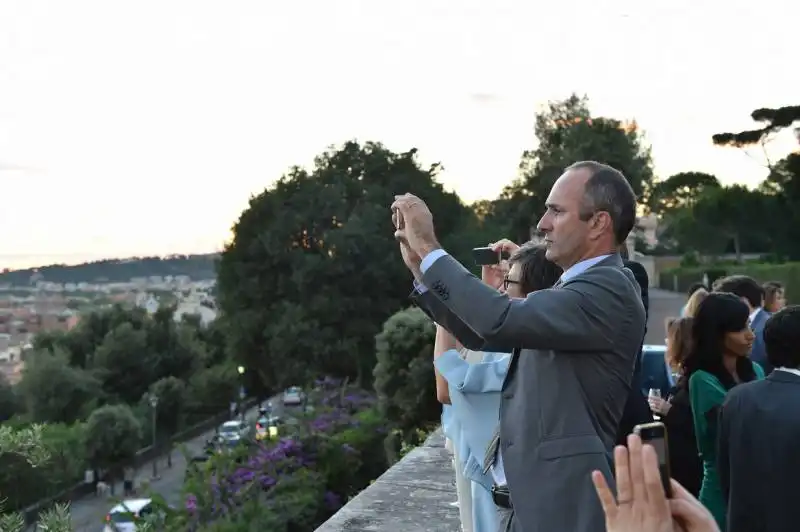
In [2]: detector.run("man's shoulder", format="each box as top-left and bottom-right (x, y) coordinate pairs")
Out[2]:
(724, 378), (766, 405)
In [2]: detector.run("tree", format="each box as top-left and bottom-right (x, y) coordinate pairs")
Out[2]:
(145, 376), (186, 438)
(373, 307), (439, 459)
(0, 374), (19, 422)
(184, 363), (238, 422)
(217, 141), (471, 392)
(660, 185), (770, 260)
(0, 425), (71, 532)
(496, 94), (655, 242)
(713, 105), (800, 258)
(712, 105), (800, 161)
(17, 349), (103, 423)
(648, 172), (721, 215)
(146, 306), (203, 381)
(85, 404), (143, 485)
(93, 322), (154, 404)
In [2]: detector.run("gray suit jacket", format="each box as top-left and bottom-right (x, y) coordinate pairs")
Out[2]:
(416, 253), (646, 532)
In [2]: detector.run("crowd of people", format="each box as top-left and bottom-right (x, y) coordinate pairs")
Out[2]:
(389, 161), (799, 532)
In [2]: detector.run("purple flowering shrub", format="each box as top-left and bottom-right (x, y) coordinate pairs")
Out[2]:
(158, 378), (388, 531)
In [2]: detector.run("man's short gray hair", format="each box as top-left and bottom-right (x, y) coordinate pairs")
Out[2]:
(567, 161), (637, 245)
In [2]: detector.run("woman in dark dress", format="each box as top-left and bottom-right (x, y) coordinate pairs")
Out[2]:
(648, 317), (703, 496)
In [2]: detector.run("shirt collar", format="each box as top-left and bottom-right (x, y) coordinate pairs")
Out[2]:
(775, 367), (800, 378)
(559, 255), (612, 284)
(749, 307), (763, 324)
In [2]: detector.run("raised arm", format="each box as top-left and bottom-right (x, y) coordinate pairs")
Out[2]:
(422, 254), (642, 352)
(412, 288), (487, 350)
(433, 324), (458, 404)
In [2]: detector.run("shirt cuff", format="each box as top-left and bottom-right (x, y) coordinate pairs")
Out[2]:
(413, 279), (428, 294)
(420, 249), (448, 274)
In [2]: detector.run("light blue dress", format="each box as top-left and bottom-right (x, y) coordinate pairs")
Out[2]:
(437, 350), (511, 532)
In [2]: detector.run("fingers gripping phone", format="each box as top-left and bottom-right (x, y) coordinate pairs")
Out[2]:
(472, 247), (511, 266)
(633, 422), (673, 497)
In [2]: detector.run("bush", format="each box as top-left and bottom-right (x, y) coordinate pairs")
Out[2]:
(660, 262), (800, 301)
(154, 380), (388, 531)
(373, 307), (440, 458)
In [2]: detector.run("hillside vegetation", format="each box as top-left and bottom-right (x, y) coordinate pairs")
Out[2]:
(0, 254), (218, 285)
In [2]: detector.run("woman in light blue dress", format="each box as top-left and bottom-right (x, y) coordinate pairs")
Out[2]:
(434, 241), (561, 531)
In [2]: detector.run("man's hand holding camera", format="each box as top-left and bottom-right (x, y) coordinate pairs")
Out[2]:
(391, 194), (441, 276)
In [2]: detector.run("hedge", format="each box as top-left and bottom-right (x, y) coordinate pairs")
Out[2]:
(146, 379), (389, 531)
(659, 262), (800, 301)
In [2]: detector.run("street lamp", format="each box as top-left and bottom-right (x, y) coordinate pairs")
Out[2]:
(237, 366), (246, 422)
(149, 394), (159, 479)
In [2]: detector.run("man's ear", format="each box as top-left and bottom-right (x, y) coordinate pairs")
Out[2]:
(588, 211), (612, 240)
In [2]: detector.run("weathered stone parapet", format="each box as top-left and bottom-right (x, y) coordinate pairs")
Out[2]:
(315, 428), (461, 531)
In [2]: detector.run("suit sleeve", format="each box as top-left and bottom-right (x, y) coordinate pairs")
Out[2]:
(717, 396), (734, 501)
(421, 254), (641, 352)
(411, 288), (487, 350)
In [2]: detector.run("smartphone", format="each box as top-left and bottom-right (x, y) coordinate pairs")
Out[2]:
(633, 421), (672, 497)
(472, 247), (511, 266)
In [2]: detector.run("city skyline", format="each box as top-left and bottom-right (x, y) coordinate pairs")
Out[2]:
(1, 0), (796, 269)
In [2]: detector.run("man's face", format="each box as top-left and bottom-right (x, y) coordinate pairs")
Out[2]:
(536, 168), (592, 268)
(503, 262), (525, 299)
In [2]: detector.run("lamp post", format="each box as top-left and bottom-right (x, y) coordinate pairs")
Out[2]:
(237, 366), (246, 422)
(149, 394), (159, 479)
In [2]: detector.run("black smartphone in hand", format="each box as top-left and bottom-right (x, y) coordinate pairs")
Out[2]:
(472, 247), (510, 266)
(633, 421), (673, 498)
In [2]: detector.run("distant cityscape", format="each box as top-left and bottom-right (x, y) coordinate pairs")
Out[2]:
(0, 255), (219, 385)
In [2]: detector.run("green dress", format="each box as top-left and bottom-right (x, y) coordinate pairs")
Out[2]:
(688, 362), (765, 530)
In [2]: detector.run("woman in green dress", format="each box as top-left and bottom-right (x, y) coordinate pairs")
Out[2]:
(684, 292), (765, 530)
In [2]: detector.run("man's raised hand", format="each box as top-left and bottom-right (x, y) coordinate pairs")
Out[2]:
(391, 194), (440, 259)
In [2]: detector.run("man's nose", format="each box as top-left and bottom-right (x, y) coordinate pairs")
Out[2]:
(536, 213), (551, 233)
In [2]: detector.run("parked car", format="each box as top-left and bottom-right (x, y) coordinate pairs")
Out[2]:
(104, 498), (157, 532)
(217, 420), (250, 443)
(282, 386), (305, 406)
(640, 344), (672, 397)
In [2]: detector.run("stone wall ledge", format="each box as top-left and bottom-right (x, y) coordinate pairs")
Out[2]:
(316, 428), (460, 532)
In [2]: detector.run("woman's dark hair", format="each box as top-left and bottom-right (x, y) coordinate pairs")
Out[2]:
(680, 292), (757, 390)
(508, 242), (562, 293)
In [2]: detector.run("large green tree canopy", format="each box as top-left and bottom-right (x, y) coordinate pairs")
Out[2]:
(217, 141), (472, 392)
(492, 94), (655, 242)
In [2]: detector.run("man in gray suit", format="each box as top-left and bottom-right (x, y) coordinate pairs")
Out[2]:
(392, 161), (646, 532)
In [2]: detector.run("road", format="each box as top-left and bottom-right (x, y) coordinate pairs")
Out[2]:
(36, 397), (294, 532)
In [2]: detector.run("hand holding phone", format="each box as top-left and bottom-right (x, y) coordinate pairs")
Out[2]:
(472, 247), (510, 266)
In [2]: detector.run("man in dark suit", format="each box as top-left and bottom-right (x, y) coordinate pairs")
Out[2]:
(718, 305), (800, 532)
(615, 246), (654, 445)
(714, 275), (772, 373)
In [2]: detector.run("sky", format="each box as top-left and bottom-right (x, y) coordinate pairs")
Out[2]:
(0, 0), (797, 269)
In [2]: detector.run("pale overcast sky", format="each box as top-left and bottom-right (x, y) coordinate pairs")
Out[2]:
(0, 0), (796, 268)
